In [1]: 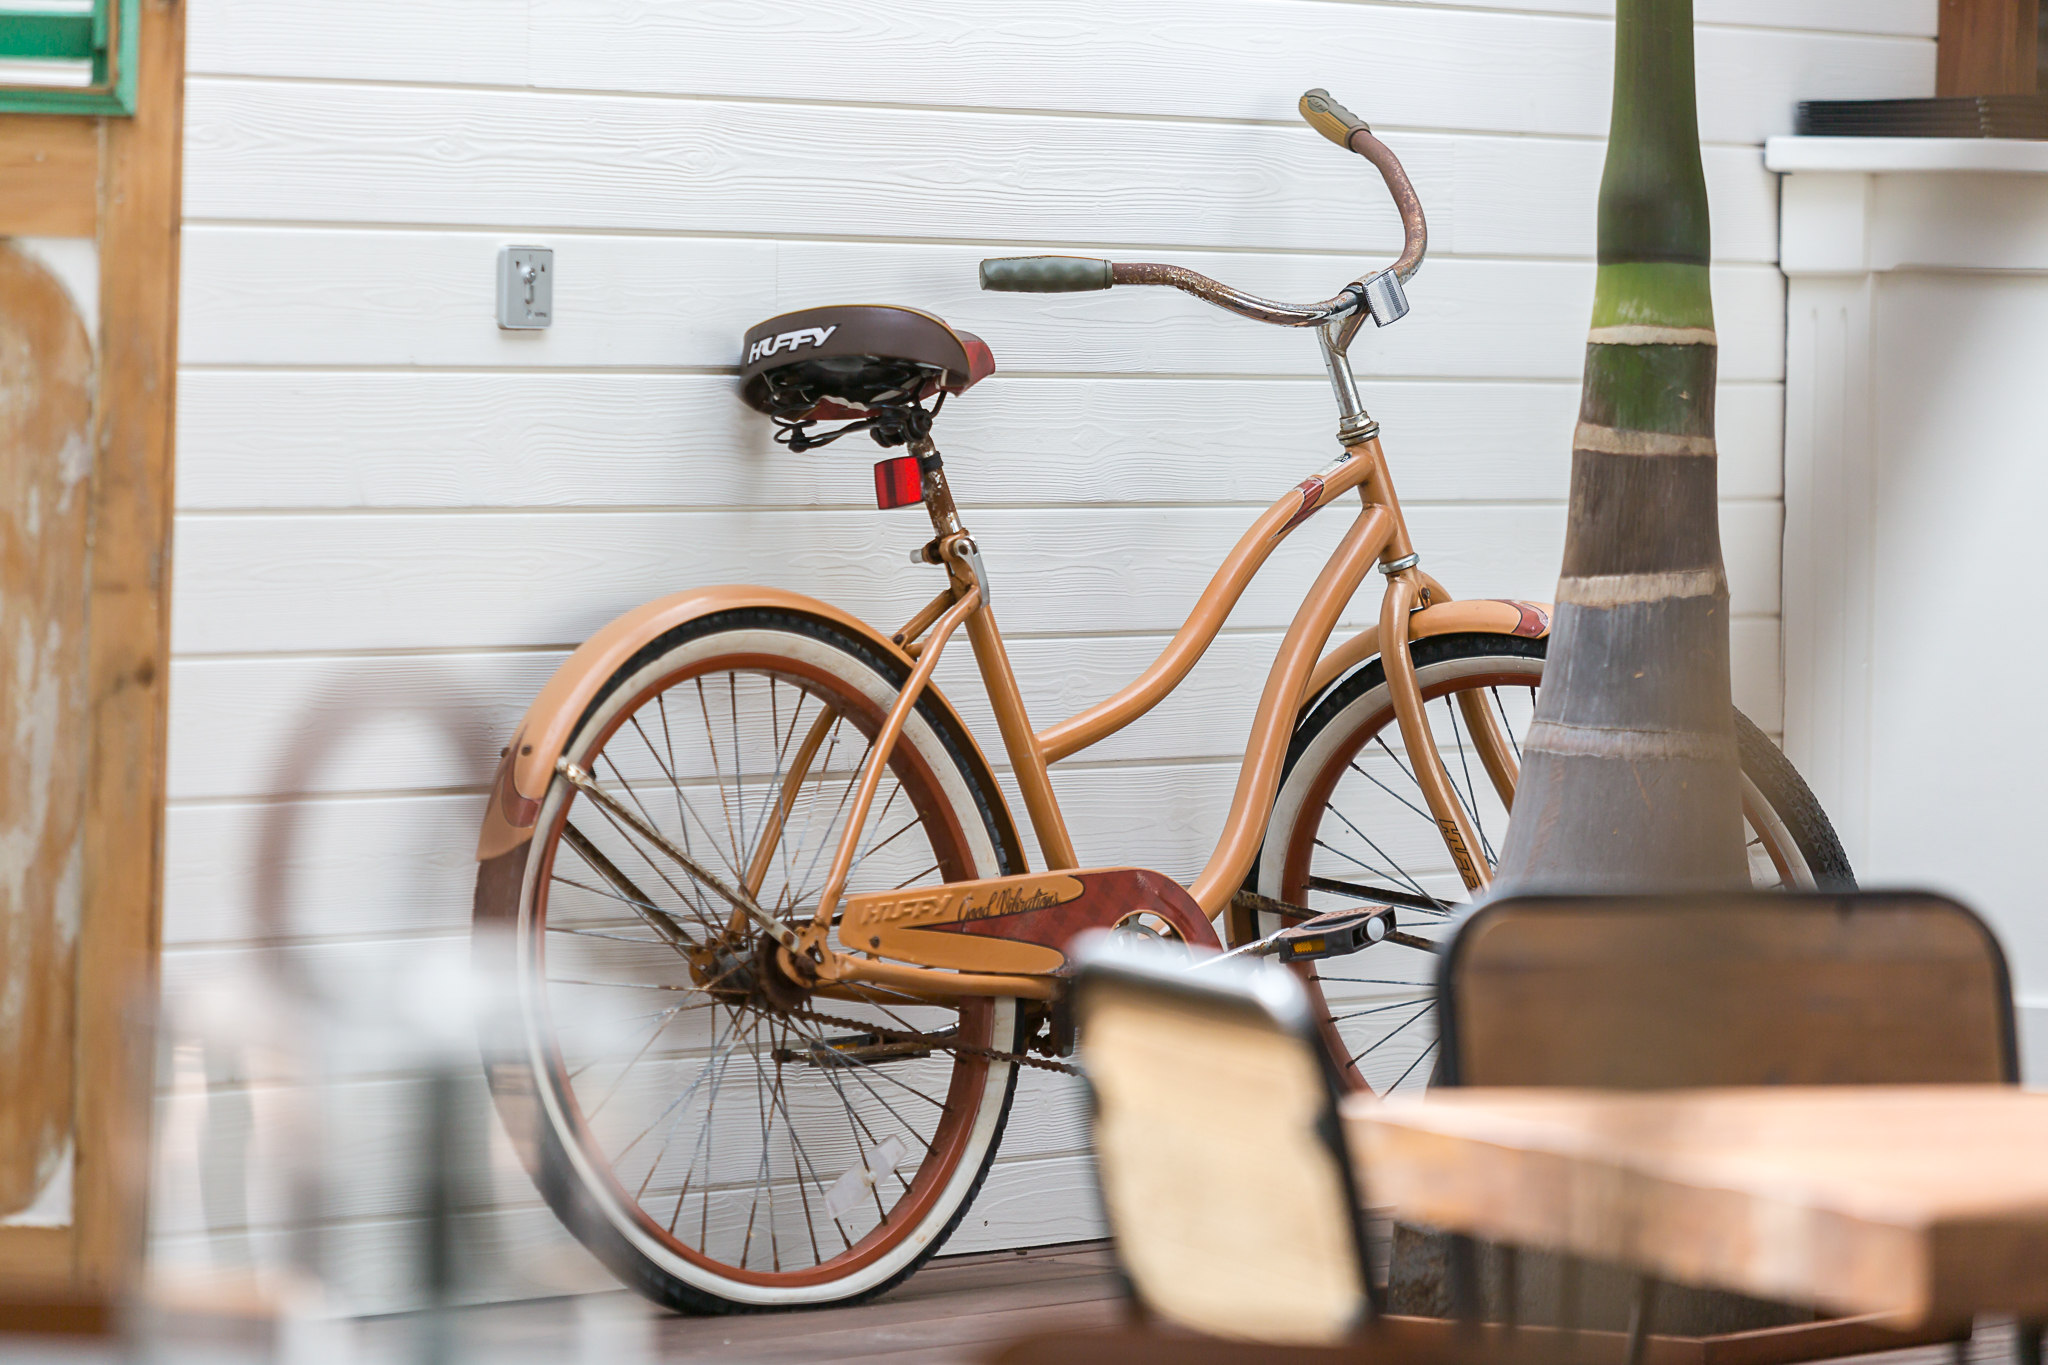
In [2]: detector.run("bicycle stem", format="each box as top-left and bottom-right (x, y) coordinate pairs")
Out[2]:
(1318, 322), (1375, 438)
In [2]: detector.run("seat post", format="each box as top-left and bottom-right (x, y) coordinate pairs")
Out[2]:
(911, 435), (965, 542)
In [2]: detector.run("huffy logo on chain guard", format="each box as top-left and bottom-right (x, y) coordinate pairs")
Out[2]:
(747, 324), (838, 364)
(841, 867), (1222, 976)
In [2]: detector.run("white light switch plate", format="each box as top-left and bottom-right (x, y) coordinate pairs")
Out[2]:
(497, 246), (553, 329)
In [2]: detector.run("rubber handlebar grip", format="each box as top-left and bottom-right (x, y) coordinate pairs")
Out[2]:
(1300, 88), (1370, 149)
(979, 256), (1114, 293)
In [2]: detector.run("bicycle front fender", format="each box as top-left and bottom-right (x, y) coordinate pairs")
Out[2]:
(476, 585), (1003, 860)
(1304, 597), (1552, 704)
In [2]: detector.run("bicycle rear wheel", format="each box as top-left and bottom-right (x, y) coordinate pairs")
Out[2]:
(474, 608), (1027, 1312)
(1257, 631), (1853, 1094)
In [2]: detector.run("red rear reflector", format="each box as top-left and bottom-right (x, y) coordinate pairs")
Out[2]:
(874, 456), (923, 509)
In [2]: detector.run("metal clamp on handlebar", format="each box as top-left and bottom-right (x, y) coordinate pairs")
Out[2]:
(1360, 270), (1409, 328)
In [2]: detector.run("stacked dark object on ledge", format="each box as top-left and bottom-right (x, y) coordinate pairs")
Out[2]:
(1796, 95), (2048, 139)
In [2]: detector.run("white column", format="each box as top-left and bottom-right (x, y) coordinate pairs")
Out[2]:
(1780, 171), (1878, 866)
(1772, 138), (2048, 1072)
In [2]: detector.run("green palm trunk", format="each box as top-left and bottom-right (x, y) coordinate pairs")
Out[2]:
(1492, 0), (1746, 892)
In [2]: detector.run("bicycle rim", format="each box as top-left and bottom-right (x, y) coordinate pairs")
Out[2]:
(479, 611), (1024, 1311)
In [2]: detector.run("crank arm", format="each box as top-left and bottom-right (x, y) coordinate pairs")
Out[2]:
(557, 760), (798, 951)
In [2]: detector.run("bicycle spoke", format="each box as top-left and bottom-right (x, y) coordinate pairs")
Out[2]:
(1314, 819), (1442, 911)
(791, 725), (878, 910)
(1304, 877), (1451, 918)
(1279, 652), (1827, 1113)
(1370, 732), (1424, 793)
(587, 1002), (693, 1124)
(584, 800), (729, 940)
(565, 1004), (690, 1082)
(1349, 1001), (1434, 1066)
(891, 861), (943, 892)
(1327, 996), (1435, 1024)
(510, 642), (1009, 1296)
(748, 680), (810, 902)
(778, 715), (851, 909)
(1386, 1036), (1439, 1093)
(626, 714), (721, 926)
(546, 976), (701, 992)
(1491, 687), (1526, 761)
(765, 1014), (854, 1260)
(558, 820), (713, 948)
(1347, 755), (1436, 826)
(1442, 697), (1497, 866)
(696, 678), (744, 870)
(729, 673), (749, 863)
(741, 1014), (782, 1270)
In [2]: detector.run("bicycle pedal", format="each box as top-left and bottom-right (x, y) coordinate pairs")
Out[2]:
(1260, 905), (1398, 963)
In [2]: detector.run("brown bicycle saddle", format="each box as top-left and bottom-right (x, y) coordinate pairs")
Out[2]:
(740, 304), (996, 422)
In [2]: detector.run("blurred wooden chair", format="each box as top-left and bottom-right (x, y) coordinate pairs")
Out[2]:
(1439, 890), (2015, 1092)
(1423, 890), (2017, 1360)
(1071, 944), (1377, 1347)
(993, 941), (1537, 1365)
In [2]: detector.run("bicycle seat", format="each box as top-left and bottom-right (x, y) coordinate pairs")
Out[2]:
(740, 305), (995, 422)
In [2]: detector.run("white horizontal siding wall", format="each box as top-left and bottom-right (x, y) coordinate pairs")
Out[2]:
(163, 0), (1936, 1314)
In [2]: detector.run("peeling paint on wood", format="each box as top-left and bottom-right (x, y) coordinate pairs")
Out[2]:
(0, 242), (94, 1223)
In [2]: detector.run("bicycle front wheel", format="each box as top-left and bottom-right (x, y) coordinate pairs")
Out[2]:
(475, 608), (1027, 1313)
(1257, 631), (1853, 1095)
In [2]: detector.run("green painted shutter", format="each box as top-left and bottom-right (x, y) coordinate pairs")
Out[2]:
(0, 1), (138, 114)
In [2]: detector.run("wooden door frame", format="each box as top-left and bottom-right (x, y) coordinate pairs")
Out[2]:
(0, 0), (181, 1309)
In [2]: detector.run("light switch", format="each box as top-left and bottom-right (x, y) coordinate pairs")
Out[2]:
(497, 246), (553, 329)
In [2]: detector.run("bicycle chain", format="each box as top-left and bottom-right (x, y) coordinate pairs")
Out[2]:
(790, 1004), (1081, 1076)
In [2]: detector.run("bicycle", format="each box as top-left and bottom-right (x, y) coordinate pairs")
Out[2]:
(470, 89), (1850, 1315)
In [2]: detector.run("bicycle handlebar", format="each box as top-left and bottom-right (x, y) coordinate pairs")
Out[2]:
(1300, 88), (1427, 289)
(979, 88), (1427, 346)
(977, 256), (1113, 293)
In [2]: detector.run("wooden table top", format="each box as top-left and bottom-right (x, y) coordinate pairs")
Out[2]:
(1345, 1085), (2048, 1324)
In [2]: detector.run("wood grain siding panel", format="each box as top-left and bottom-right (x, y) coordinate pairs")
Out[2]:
(164, 0), (1866, 1306)
(171, 371), (1787, 508)
(177, 229), (1790, 380)
(164, 502), (1782, 656)
(183, 1), (1931, 143)
(159, 615), (1781, 928)
(182, 0), (1937, 91)
(161, 623), (1786, 805)
(171, 372), (1786, 510)
(522, 1), (1928, 142)
(179, 81), (1781, 265)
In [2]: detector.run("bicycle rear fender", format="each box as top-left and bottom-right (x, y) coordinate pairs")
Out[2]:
(476, 585), (1008, 860)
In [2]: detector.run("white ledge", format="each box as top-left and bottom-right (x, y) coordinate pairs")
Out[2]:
(1766, 136), (2048, 175)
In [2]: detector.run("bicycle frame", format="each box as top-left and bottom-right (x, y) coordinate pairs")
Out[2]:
(793, 420), (1523, 1000)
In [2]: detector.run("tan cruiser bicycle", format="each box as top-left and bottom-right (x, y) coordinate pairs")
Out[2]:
(471, 90), (1850, 1314)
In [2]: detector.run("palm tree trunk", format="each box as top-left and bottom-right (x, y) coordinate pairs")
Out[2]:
(1492, 0), (1746, 893)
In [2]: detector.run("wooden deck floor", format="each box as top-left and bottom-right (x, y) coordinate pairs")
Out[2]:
(347, 1244), (2035, 1365)
(365, 1240), (1129, 1365)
